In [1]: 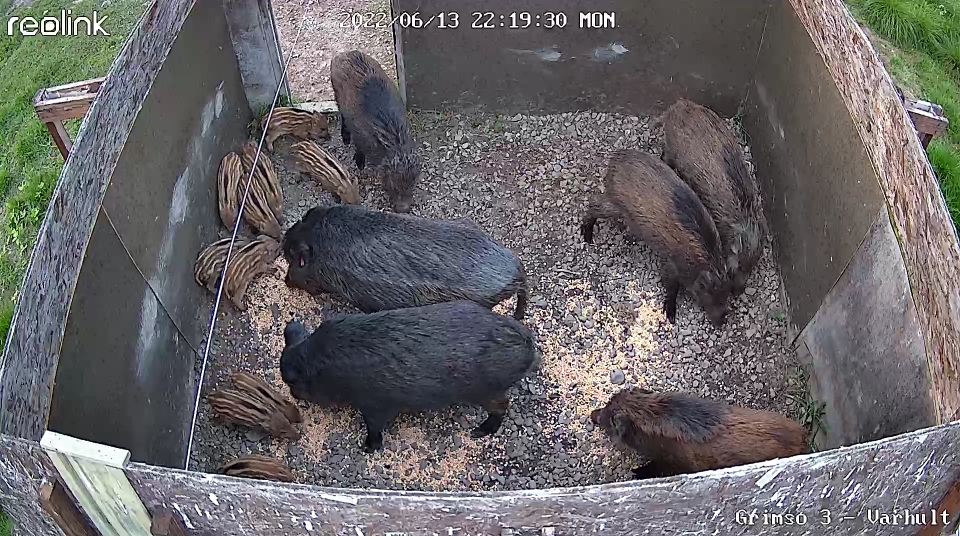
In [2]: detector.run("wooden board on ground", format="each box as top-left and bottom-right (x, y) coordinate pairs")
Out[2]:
(41, 432), (153, 536)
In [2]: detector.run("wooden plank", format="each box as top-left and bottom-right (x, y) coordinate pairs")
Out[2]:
(0, 0), (198, 441)
(916, 472), (960, 535)
(41, 432), (153, 536)
(390, 0), (407, 106)
(291, 100), (338, 114)
(45, 122), (72, 160)
(40, 77), (105, 98)
(40, 431), (130, 468)
(904, 97), (949, 147)
(149, 508), (189, 536)
(223, 0), (289, 111)
(34, 76), (104, 123)
(39, 477), (100, 536)
(125, 420), (960, 536)
(788, 0), (960, 423)
(35, 95), (99, 123)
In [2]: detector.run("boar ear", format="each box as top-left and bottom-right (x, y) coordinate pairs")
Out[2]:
(611, 411), (632, 439)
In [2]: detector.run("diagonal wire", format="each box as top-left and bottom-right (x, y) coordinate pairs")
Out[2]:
(184, 0), (312, 470)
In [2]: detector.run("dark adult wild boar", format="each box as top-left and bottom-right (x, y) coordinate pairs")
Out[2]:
(330, 50), (421, 213)
(581, 149), (731, 327)
(282, 204), (528, 320)
(279, 301), (541, 452)
(660, 99), (763, 297)
(590, 387), (808, 479)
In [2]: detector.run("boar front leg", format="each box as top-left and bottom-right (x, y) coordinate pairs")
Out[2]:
(360, 407), (396, 453)
(471, 394), (509, 438)
(340, 113), (351, 145)
(661, 263), (682, 324)
(580, 198), (619, 244)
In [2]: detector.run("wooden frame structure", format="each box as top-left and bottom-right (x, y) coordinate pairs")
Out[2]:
(1, 0), (960, 534)
(32, 77), (105, 160)
(35, 432), (190, 536)
(904, 97), (950, 149)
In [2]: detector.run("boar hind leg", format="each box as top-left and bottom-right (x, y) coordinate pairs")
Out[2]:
(360, 408), (396, 453)
(354, 149), (365, 171)
(661, 265), (682, 324)
(581, 199), (618, 244)
(631, 461), (671, 480)
(340, 114), (351, 145)
(471, 394), (509, 438)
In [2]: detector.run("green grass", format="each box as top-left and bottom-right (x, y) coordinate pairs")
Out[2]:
(0, 510), (11, 536)
(847, 0), (960, 231)
(790, 364), (828, 452)
(0, 0), (144, 343)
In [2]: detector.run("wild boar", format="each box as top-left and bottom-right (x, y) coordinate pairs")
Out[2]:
(330, 49), (421, 212)
(581, 149), (731, 327)
(279, 301), (541, 452)
(660, 99), (763, 297)
(282, 204), (528, 320)
(591, 387), (809, 479)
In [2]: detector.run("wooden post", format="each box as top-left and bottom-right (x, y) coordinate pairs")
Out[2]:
(39, 477), (100, 536)
(903, 97), (949, 150)
(32, 77), (105, 160)
(40, 431), (154, 536)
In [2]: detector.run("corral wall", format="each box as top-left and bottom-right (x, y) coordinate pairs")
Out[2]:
(44, 0), (253, 468)
(390, 0), (771, 117)
(2, 424), (960, 535)
(745, 0), (937, 447)
(0, 0), (289, 469)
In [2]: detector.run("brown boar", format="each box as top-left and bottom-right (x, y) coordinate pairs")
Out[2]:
(260, 106), (330, 153)
(289, 140), (360, 204)
(330, 49), (421, 213)
(221, 454), (296, 483)
(194, 236), (251, 295)
(217, 152), (244, 231)
(581, 149), (731, 327)
(590, 387), (809, 479)
(660, 99), (763, 297)
(222, 234), (282, 311)
(239, 140), (284, 222)
(237, 140), (283, 239)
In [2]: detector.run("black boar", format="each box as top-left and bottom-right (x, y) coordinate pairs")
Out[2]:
(282, 203), (528, 320)
(590, 387), (809, 479)
(330, 49), (421, 213)
(581, 149), (731, 327)
(660, 99), (763, 297)
(279, 301), (541, 452)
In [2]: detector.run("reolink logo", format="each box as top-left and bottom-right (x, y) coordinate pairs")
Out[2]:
(6, 9), (109, 36)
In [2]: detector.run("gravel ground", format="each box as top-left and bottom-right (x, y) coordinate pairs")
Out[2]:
(273, 0), (396, 102)
(187, 109), (804, 491)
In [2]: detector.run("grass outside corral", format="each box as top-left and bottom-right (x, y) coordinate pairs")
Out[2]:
(847, 0), (960, 232)
(0, 511), (10, 536)
(0, 0), (145, 344)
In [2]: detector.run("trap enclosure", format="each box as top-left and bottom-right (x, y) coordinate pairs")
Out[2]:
(0, 0), (959, 534)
